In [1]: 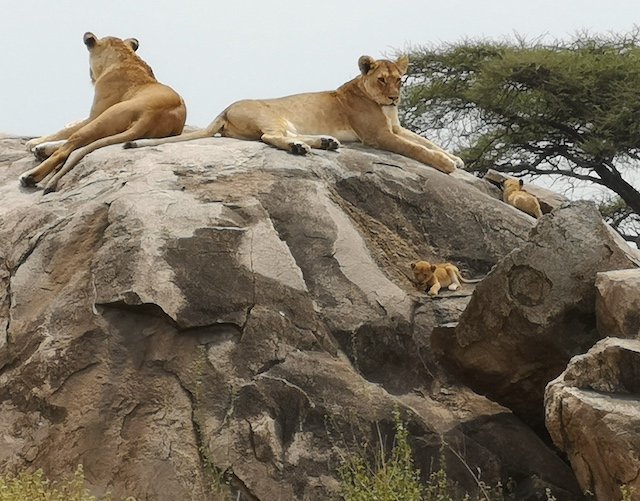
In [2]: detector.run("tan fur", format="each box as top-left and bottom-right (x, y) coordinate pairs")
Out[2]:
(126, 55), (462, 173)
(20, 32), (187, 192)
(411, 260), (481, 296)
(502, 179), (543, 219)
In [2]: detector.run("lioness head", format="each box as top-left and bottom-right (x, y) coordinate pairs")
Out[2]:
(83, 32), (145, 83)
(358, 55), (409, 106)
(410, 260), (436, 285)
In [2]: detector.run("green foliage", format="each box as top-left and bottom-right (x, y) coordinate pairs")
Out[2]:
(0, 465), (130, 501)
(621, 484), (636, 501)
(337, 411), (560, 501)
(401, 29), (640, 241)
(339, 409), (423, 501)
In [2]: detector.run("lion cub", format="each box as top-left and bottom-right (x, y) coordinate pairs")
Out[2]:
(502, 179), (543, 219)
(411, 260), (481, 296)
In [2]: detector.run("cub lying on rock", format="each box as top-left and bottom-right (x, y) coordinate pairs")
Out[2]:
(126, 55), (463, 174)
(502, 178), (543, 219)
(411, 260), (482, 296)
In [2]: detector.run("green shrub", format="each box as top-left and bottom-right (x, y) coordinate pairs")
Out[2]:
(0, 465), (128, 501)
(339, 409), (423, 501)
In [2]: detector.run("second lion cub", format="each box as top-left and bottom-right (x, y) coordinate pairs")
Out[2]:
(411, 260), (481, 296)
(502, 178), (543, 219)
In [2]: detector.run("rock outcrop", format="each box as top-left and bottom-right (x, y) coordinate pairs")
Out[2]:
(0, 135), (584, 500)
(596, 269), (640, 340)
(545, 338), (640, 501)
(432, 201), (640, 432)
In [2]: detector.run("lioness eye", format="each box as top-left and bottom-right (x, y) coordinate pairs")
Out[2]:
(378, 77), (386, 84)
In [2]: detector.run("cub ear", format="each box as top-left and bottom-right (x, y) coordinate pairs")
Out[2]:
(125, 38), (139, 52)
(518, 179), (524, 188)
(358, 55), (377, 75)
(83, 32), (97, 49)
(395, 55), (409, 74)
(430, 264), (437, 272)
(410, 262), (417, 270)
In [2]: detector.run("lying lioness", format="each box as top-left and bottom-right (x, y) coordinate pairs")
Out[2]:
(125, 55), (463, 174)
(20, 32), (187, 192)
(502, 179), (543, 219)
(411, 260), (482, 296)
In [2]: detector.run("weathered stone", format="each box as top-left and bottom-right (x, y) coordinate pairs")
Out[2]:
(545, 338), (640, 501)
(596, 269), (640, 340)
(0, 136), (580, 500)
(433, 201), (640, 432)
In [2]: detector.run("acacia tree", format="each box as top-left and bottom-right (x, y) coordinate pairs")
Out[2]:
(400, 30), (640, 242)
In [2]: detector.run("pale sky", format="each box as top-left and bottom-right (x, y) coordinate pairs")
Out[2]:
(1, 1), (638, 136)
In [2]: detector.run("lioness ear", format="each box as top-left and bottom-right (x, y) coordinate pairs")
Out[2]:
(83, 32), (97, 49)
(358, 55), (377, 75)
(125, 38), (139, 52)
(395, 55), (409, 74)
(518, 179), (524, 188)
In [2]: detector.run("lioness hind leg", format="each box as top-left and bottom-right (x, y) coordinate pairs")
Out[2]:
(261, 133), (311, 155)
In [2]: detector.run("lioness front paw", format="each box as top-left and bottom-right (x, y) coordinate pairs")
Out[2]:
(33, 144), (50, 161)
(25, 138), (40, 152)
(320, 137), (340, 150)
(19, 173), (37, 187)
(289, 142), (311, 155)
(451, 155), (465, 169)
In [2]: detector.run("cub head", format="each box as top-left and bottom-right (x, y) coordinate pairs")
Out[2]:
(83, 32), (142, 82)
(358, 55), (409, 106)
(502, 178), (524, 192)
(410, 260), (436, 285)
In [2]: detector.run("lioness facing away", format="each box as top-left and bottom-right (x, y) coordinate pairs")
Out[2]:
(126, 55), (463, 173)
(20, 32), (187, 192)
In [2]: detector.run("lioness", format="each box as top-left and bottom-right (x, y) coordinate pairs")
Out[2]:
(125, 55), (463, 173)
(502, 178), (543, 219)
(411, 260), (482, 296)
(20, 32), (187, 192)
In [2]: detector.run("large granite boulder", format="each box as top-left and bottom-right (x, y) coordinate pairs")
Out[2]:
(596, 269), (640, 340)
(0, 135), (580, 500)
(545, 338), (640, 501)
(432, 201), (640, 432)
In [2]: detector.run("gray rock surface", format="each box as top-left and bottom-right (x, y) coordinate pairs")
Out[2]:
(433, 201), (640, 432)
(545, 338), (640, 501)
(0, 135), (580, 500)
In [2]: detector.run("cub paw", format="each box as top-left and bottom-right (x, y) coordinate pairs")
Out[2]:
(25, 138), (40, 152)
(289, 142), (310, 155)
(320, 137), (340, 150)
(448, 283), (460, 291)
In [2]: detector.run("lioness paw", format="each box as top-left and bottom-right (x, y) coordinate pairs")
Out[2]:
(33, 144), (51, 161)
(320, 137), (340, 150)
(18, 173), (37, 188)
(25, 138), (39, 152)
(452, 155), (465, 169)
(122, 141), (138, 149)
(289, 142), (311, 155)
